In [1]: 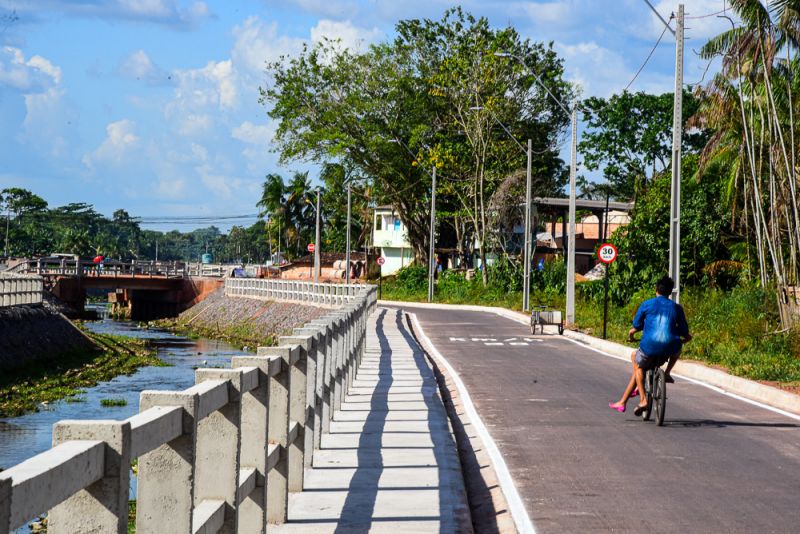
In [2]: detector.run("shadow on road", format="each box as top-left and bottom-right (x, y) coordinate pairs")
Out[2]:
(664, 418), (800, 429)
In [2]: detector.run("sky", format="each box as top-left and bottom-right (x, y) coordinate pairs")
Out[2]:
(0, 0), (734, 231)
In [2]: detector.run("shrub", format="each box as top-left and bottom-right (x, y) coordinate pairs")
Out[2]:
(394, 264), (428, 293)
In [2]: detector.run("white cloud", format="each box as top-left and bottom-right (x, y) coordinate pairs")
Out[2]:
(119, 49), (172, 85)
(644, 0), (732, 42)
(557, 40), (673, 97)
(232, 121), (274, 145)
(0, 46), (61, 91)
(171, 59), (236, 111)
(156, 177), (186, 198)
(177, 113), (212, 136)
(310, 19), (382, 51)
(82, 119), (140, 169)
(231, 16), (305, 76)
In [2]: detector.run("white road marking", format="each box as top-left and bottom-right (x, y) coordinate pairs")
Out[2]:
(509, 342), (529, 346)
(485, 342), (504, 346)
(409, 313), (536, 534)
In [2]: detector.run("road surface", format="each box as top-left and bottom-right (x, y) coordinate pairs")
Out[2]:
(405, 306), (800, 533)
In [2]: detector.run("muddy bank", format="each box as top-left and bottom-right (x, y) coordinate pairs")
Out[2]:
(164, 288), (328, 348)
(0, 304), (96, 372)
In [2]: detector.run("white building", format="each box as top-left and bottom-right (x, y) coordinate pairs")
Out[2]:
(372, 206), (414, 276)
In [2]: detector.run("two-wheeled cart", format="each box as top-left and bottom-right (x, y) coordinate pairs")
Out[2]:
(530, 305), (564, 335)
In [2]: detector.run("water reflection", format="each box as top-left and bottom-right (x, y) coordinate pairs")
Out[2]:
(0, 305), (253, 470)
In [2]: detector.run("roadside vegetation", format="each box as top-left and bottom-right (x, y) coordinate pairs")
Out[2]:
(0, 331), (164, 418)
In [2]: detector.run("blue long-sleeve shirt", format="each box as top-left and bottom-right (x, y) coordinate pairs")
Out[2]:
(632, 295), (689, 358)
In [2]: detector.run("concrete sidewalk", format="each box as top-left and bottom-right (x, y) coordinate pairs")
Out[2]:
(272, 307), (471, 533)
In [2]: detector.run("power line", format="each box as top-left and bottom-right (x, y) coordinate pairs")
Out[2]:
(624, 20), (671, 92)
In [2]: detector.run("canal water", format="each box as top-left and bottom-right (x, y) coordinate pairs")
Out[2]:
(0, 304), (254, 471)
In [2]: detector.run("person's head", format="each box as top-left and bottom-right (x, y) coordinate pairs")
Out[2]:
(655, 276), (674, 297)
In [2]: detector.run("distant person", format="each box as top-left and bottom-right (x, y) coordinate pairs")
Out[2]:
(609, 276), (692, 414)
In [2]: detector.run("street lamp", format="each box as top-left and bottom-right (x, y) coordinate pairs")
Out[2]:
(494, 51), (579, 325)
(471, 105), (534, 312)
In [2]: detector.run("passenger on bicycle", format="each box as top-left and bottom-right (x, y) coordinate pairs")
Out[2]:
(609, 276), (691, 414)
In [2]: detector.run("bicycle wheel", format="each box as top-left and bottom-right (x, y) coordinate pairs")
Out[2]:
(642, 369), (653, 421)
(654, 368), (667, 426)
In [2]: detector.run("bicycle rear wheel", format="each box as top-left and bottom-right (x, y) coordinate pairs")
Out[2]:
(654, 368), (667, 426)
(642, 369), (653, 421)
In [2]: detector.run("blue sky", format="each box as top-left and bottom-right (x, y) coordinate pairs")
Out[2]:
(0, 0), (732, 231)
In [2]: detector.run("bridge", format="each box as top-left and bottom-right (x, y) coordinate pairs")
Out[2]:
(3, 281), (800, 532)
(8, 257), (233, 320)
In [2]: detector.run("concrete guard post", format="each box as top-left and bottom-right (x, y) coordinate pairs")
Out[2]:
(48, 420), (131, 534)
(136, 388), (203, 534)
(277, 337), (310, 493)
(229, 356), (273, 534)
(280, 332), (318, 478)
(295, 324), (329, 452)
(309, 318), (336, 434)
(194, 368), (247, 534)
(255, 347), (292, 524)
(0, 477), (9, 534)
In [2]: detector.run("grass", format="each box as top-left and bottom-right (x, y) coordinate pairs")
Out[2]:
(100, 398), (128, 407)
(381, 275), (800, 385)
(157, 319), (276, 350)
(0, 331), (165, 418)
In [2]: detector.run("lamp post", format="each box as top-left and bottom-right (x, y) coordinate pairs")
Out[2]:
(314, 189), (321, 283)
(346, 184), (352, 286)
(495, 51), (578, 324)
(428, 166), (437, 303)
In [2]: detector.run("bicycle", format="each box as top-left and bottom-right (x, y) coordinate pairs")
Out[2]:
(640, 362), (667, 426)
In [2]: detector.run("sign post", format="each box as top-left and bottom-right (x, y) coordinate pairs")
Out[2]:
(377, 256), (386, 300)
(598, 243), (618, 339)
(307, 243), (315, 279)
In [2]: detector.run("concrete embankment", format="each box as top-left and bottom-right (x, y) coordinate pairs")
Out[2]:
(0, 304), (96, 372)
(171, 288), (328, 347)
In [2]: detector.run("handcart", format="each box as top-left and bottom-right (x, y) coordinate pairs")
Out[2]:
(530, 305), (564, 335)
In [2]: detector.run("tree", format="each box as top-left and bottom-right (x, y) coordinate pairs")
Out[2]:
(578, 91), (706, 200)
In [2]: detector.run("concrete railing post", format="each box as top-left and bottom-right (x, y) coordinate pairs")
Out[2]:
(308, 319), (334, 434)
(194, 369), (246, 533)
(294, 325), (328, 452)
(255, 347), (291, 524)
(280, 333), (318, 480)
(136, 390), (201, 534)
(0, 476), (10, 534)
(48, 421), (131, 534)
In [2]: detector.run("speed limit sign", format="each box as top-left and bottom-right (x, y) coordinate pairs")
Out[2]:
(376, 257), (386, 266)
(598, 243), (618, 264)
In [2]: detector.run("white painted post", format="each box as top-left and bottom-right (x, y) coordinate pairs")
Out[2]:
(230, 357), (272, 534)
(47, 421), (131, 534)
(136, 389), (201, 534)
(194, 369), (245, 533)
(255, 348), (291, 524)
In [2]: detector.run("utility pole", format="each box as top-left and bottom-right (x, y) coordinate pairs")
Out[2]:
(346, 184), (352, 286)
(4, 206), (9, 258)
(155, 240), (158, 262)
(314, 189), (321, 283)
(428, 166), (437, 303)
(566, 106), (578, 325)
(668, 4), (684, 303)
(523, 138), (533, 312)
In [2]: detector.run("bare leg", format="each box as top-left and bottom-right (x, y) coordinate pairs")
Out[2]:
(634, 364), (647, 409)
(610, 351), (638, 408)
(664, 353), (680, 382)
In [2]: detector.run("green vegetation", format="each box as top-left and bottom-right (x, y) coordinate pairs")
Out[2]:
(382, 265), (800, 385)
(159, 319), (276, 350)
(100, 398), (128, 407)
(0, 332), (164, 417)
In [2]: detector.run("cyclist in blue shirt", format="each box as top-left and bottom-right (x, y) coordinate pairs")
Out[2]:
(609, 276), (691, 414)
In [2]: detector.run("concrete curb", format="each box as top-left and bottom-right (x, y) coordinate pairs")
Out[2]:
(379, 299), (800, 417)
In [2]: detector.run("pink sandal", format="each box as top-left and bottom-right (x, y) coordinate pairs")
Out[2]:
(608, 402), (626, 413)
(631, 388), (639, 398)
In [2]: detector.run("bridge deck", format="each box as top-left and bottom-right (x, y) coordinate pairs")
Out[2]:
(273, 307), (470, 533)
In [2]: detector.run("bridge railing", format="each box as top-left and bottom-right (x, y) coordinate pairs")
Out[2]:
(0, 273), (43, 308)
(0, 284), (378, 534)
(225, 278), (366, 307)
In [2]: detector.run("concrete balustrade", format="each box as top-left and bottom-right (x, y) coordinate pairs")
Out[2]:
(225, 278), (366, 307)
(0, 283), (377, 534)
(0, 273), (43, 307)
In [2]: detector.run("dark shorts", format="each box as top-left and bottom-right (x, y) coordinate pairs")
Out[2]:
(635, 348), (680, 370)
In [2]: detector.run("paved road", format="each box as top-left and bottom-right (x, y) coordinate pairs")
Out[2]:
(405, 306), (800, 533)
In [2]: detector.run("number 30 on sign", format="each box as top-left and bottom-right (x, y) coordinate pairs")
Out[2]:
(598, 243), (618, 264)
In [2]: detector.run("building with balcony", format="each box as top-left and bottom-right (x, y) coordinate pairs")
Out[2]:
(372, 206), (414, 276)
